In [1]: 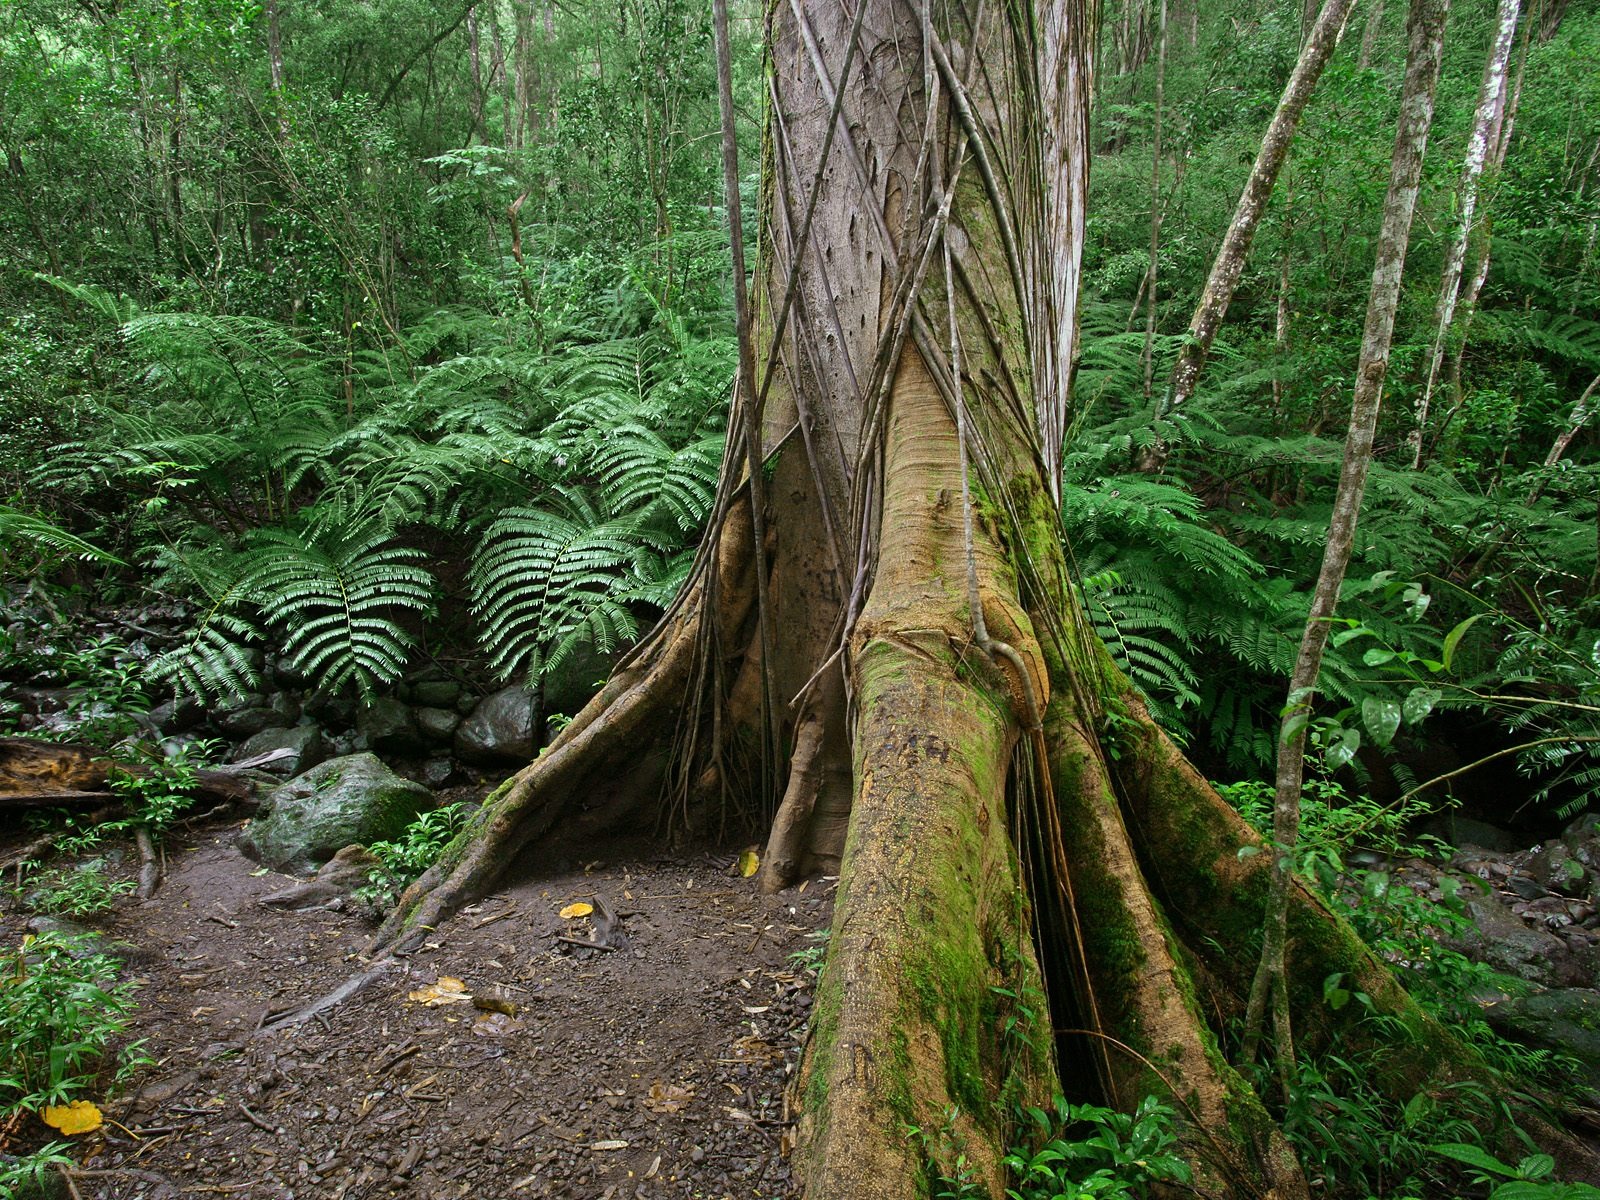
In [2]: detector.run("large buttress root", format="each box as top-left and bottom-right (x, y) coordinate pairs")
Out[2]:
(366, 501), (758, 957)
(796, 355), (1053, 1198)
(1044, 700), (1307, 1199)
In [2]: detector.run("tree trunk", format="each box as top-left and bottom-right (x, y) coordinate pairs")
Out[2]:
(1149, 0), (1358, 445)
(363, 0), (1592, 1192)
(1244, 0), (1450, 1080)
(1408, 0), (1520, 468)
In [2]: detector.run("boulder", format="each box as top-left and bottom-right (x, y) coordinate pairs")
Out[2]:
(356, 698), (426, 756)
(1443, 888), (1573, 987)
(238, 754), (432, 874)
(412, 680), (462, 707)
(212, 694), (290, 738)
(416, 706), (460, 743)
(232, 725), (325, 776)
(1483, 988), (1600, 1087)
(454, 685), (538, 764)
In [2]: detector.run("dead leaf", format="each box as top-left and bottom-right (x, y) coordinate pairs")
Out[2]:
(590, 1139), (629, 1151)
(559, 901), (593, 920)
(472, 994), (519, 1017)
(407, 977), (473, 1006)
(643, 1082), (694, 1113)
(42, 1100), (103, 1135)
(471, 1011), (526, 1037)
(737, 849), (760, 878)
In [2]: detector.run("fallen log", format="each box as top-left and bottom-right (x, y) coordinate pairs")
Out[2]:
(0, 736), (273, 812)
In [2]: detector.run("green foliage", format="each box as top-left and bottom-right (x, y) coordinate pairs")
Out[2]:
(1003, 1096), (1192, 1200)
(106, 741), (212, 839)
(1432, 1142), (1600, 1200)
(357, 802), (469, 910)
(0, 930), (145, 1118)
(18, 860), (135, 917)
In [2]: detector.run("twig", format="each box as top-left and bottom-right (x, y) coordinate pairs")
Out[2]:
(135, 826), (160, 899)
(556, 936), (617, 952)
(238, 1101), (277, 1133)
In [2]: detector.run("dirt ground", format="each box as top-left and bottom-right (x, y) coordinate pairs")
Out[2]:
(2, 815), (833, 1200)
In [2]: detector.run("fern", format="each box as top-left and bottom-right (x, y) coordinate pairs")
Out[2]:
(471, 488), (660, 682)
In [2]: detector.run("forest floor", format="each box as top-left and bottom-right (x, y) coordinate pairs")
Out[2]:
(2, 813), (831, 1200)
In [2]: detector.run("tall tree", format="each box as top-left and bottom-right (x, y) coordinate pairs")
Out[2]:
(1409, 0), (1522, 467)
(313, 0), (1591, 1193)
(1243, 0), (1452, 1083)
(1150, 0), (1359, 431)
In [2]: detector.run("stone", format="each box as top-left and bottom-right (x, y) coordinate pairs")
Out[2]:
(415, 706), (460, 743)
(147, 695), (205, 734)
(212, 694), (290, 738)
(423, 758), (456, 788)
(1524, 839), (1589, 897)
(304, 691), (357, 728)
(1433, 814), (1523, 854)
(1443, 889), (1574, 988)
(412, 680), (462, 707)
(1483, 988), (1600, 1087)
(356, 697), (425, 756)
(238, 754), (432, 874)
(454, 685), (538, 765)
(232, 725), (325, 775)
(541, 643), (615, 720)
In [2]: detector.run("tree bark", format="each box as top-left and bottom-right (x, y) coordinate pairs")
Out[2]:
(359, 0), (1589, 1191)
(1242, 0), (1451, 1079)
(1408, 0), (1521, 468)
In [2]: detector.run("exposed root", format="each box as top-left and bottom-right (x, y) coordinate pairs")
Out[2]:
(254, 959), (399, 1034)
(135, 826), (160, 899)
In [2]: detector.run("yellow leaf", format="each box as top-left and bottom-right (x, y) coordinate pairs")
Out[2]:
(42, 1100), (102, 1135)
(737, 850), (760, 878)
(407, 976), (473, 1006)
(559, 902), (593, 920)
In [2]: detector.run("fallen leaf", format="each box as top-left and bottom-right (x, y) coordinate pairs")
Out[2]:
(472, 994), (519, 1017)
(643, 1082), (695, 1113)
(42, 1100), (102, 1135)
(471, 1011), (526, 1037)
(407, 977), (473, 1006)
(737, 849), (760, 878)
(559, 902), (593, 920)
(590, 1139), (629, 1151)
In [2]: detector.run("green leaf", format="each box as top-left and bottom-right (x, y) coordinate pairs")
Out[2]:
(1431, 1142), (1515, 1177)
(1403, 687), (1441, 724)
(1362, 647), (1397, 666)
(1361, 697), (1402, 748)
(1442, 614), (1486, 673)
(1326, 727), (1361, 770)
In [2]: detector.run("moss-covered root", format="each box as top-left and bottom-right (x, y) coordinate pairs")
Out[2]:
(797, 633), (1052, 1199)
(1045, 703), (1307, 1200)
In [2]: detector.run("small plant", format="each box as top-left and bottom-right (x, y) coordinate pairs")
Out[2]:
(0, 930), (145, 1119)
(1003, 1095), (1192, 1200)
(106, 741), (212, 840)
(356, 803), (469, 910)
(18, 859), (135, 917)
(1432, 1142), (1600, 1200)
(787, 929), (830, 976)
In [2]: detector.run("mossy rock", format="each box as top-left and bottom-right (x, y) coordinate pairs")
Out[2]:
(238, 753), (432, 874)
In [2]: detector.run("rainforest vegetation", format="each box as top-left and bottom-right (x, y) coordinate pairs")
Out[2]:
(3, 0), (1600, 1193)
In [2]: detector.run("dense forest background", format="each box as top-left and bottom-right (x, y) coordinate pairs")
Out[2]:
(1, 0), (1597, 815)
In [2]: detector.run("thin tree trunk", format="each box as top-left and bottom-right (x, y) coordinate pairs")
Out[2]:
(1358, 0), (1385, 66)
(1140, 0), (1167, 401)
(1241, 0), (1451, 1083)
(1152, 0), (1358, 432)
(1409, 0), (1520, 468)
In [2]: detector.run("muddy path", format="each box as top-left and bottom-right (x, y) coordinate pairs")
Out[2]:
(2, 821), (833, 1200)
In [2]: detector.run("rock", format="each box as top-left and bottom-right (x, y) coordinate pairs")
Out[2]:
(455, 686), (538, 764)
(232, 725), (325, 775)
(356, 697), (425, 756)
(1433, 814), (1523, 854)
(304, 691), (357, 728)
(1504, 874), (1546, 900)
(413, 680), (462, 707)
(1523, 839), (1589, 897)
(541, 643), (615, 720)
(259, 845), (380, 910)
(147, 695), (205, 734)
(416, 707), (460, 743)
(212, 694), (290, 738)
(422, 758), (456, 788)
(1483, 988), (1600, 1087)
(237, 754), (432, 874)
(1444, 888), (1575, 987)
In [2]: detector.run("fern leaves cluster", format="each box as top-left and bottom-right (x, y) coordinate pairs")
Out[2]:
(40, 272), (731, 702)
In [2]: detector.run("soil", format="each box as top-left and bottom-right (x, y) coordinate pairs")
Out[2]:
(2, 809), (832, 1200)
